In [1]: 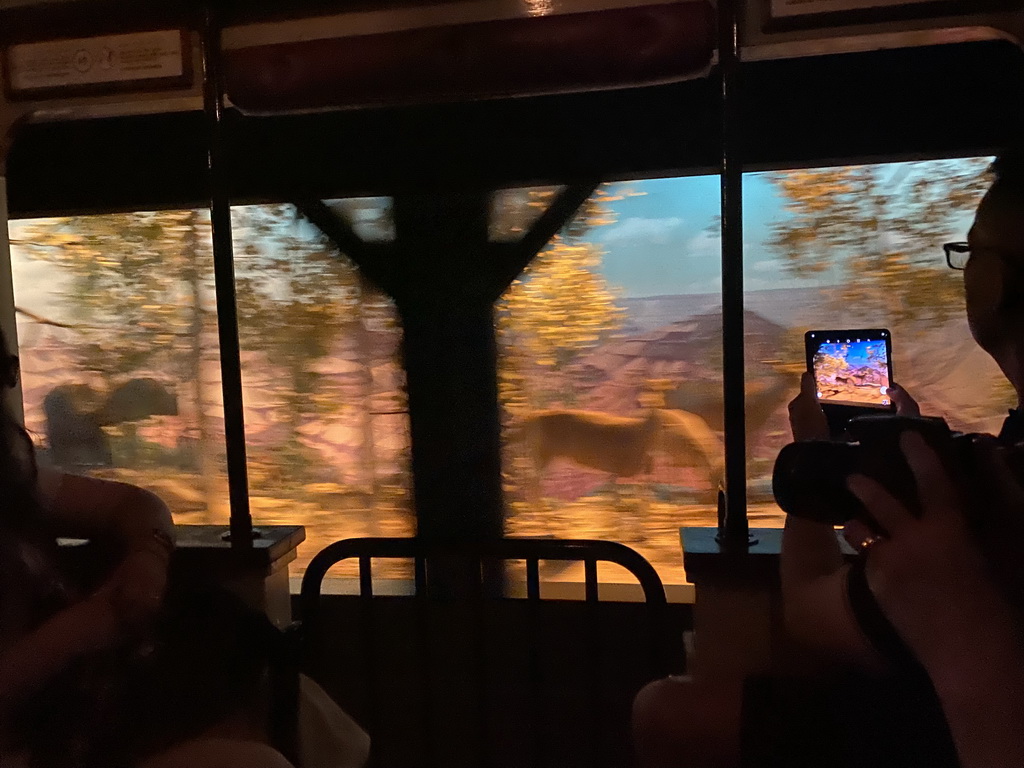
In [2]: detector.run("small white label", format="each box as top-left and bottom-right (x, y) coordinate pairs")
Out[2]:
(7, 30), (184, 93)
(771, 0), (936, 18)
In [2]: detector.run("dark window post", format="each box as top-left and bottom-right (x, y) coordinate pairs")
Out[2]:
(718, 0), (752, 548)
(201, 7), (253, 545)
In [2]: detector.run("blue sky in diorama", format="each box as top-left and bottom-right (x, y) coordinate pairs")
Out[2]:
(593, 160), (982, 298)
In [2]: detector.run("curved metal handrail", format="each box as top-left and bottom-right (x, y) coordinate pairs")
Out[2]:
(300, 536), (667, 616)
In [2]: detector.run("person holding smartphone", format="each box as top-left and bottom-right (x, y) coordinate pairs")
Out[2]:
(784, 148), (1024, 658)
(634, 149), (1024, 768)
(780, 148), (1024, 767)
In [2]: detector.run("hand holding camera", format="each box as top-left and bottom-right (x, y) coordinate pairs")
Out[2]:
(842, 432), (1015, 667)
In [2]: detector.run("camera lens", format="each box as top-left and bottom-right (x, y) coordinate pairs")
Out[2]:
(772, 441), (861, 525)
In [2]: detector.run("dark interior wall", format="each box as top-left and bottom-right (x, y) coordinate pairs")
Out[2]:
(6, 39), (1023, 218)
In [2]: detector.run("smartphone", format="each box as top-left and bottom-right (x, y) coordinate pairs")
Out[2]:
(805, 329), (894, 434)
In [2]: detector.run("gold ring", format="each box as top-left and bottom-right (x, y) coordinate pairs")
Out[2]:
(859, 534), (884, 552)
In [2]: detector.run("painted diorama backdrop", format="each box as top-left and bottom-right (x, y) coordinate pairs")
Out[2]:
(9, 159), (1008, 584)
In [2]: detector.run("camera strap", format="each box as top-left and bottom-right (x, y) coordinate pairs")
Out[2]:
(846, 556), (923, 671)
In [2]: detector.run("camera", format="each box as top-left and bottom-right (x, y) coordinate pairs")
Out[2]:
(772, 414), (988, 525)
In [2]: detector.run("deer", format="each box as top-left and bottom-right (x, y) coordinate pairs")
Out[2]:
(513, 409), (660, 507)
(512, 406), (723, 509)
(664, 361), (804, 455)
(652, 408), (724, 491)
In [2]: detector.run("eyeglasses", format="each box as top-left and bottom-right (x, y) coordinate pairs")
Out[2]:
(944, 241), (971, 270)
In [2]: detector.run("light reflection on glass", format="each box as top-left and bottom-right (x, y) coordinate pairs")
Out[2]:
(326, 197), (395, 243)
(523, 0), (555, 16)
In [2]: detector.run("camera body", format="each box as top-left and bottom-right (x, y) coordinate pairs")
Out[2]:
(772, 414), (979, 526)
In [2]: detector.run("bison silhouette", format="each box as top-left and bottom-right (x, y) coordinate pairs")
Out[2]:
(43, 378), (178, 469)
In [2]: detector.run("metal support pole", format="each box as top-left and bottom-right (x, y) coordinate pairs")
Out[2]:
(201, 8), (253, 545)
(717, 0), (750, 548)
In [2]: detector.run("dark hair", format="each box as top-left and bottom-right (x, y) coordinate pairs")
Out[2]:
(990, 148), (1024, 197)
(0, 325), (41, 529)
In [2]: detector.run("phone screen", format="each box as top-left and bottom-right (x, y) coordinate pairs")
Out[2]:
(806, 329), (893, 410)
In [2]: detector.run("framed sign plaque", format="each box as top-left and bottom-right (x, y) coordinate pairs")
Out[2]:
(3, 29), (190, 101)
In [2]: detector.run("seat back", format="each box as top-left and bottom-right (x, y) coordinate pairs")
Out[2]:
(295, 537), (682, 768)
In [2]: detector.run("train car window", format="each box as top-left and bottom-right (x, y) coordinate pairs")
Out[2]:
(326, 197), (396, 243)
(8, 208), (230, 524)
(499, 177), (723, 586)
(744, 156), (1003, 522)
(230, 202), (412, 578)
(490, 185), (566, 243)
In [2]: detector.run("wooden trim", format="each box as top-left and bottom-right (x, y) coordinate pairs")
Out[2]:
(763, 0), (1019, 32)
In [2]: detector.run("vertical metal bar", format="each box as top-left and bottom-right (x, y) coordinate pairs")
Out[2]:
(359, 555), (374, 597)
(525, 557), (543, 767)
(474, 569), (490, 768)
(718, 0), (749, 548)
(526, 558), (540, 601)
(413, 561), (434, 765)
(414, 556), (435, 766)
(201, 6), (253, 545)
(583, 557), (602, 767)
(584, 559), (598, 603)
(358, 556), (378, 750)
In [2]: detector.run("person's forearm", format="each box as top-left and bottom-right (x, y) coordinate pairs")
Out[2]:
(50, 474), (175, 550)
(109, 483), (174, 543)
(927, 644), (1024, 768)
(918, 600), (1024, 768)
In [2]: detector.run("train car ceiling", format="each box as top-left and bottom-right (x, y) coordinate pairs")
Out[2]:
(1, 0), (1022, 216)
(4, 37), (1022, 218)
(220, 3), (715, 113)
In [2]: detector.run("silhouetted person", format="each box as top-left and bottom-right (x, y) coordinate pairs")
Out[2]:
(0, 328), (294, 768)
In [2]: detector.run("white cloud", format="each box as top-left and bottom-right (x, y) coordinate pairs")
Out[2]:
(684, 230), (721, 259)
(749, 258), (781, 273)
(602, 216), (684, 244)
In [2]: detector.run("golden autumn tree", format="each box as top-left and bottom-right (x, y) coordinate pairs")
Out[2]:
(233, 202), (404, 497)
(11, 209), (228, 517)
(768, 159), (992, 328)
(10, 204), (397, 514)
(495, 184), (628, 411)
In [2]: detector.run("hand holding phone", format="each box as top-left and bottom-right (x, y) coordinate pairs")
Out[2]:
(805, 329), (894, 436)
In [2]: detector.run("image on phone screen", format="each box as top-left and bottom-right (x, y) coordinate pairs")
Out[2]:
(807, 331), (892, 409)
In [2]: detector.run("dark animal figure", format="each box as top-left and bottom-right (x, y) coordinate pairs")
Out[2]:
(43, 378), (178, 470)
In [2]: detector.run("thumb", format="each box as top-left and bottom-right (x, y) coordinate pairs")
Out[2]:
(800, 371), (817, 398)
(889, 383), (921, 417)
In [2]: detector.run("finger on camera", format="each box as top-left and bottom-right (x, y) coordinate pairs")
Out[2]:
(842, 518), (879, 553)
(848, 473), (906, 537)
(899, 431), (957, 521)
(889, 383), (921, 417)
